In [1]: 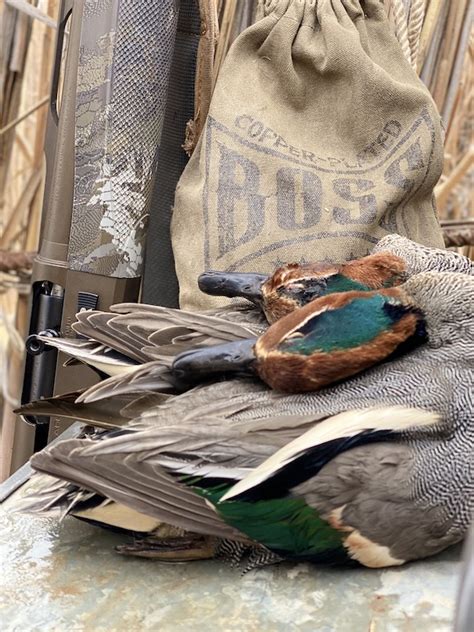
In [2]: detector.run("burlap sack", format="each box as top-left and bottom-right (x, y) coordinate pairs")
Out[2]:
(172, 0), (445, 310)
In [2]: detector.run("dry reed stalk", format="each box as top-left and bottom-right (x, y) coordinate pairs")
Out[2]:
(420, 1), (449, 90)
(0, 94), (49, 136)
(0, 0), (59, 480)
(0, 168), (43, 249)
(436, 149), (474, 211)
(435, 33), (473, 223)
(442, 4), (472, 123)
(417, 0), (445, 71)
(5, 0), (57, 29)
(431, 0), (469, 111)
(1, 8), (31, 217)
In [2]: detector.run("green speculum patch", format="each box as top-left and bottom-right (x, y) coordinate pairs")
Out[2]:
(190, 482), (346, 562)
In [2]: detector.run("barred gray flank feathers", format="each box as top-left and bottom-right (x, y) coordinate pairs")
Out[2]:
(373, 234), (474, 277)
(24, 271), (474, 565)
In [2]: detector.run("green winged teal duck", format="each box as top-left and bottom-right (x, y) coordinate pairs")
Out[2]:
(19, 269), (474, 569)
(32, 250), (400, 381)
(198, 252), (406, 324)
(172, 281), (428, 392)
(198, 234), (474, 323)
(29, 235), (473, 402)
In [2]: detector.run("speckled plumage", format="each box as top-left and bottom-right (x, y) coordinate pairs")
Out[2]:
(373, 234), (474, 277)
(25, 270), (474, 568)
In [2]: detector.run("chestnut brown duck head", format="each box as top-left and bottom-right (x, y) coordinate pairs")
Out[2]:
(198, 234), (474, 324)
(198, 252), (407, 323)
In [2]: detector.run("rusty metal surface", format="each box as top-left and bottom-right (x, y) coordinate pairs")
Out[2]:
(0, 481), (461, 631)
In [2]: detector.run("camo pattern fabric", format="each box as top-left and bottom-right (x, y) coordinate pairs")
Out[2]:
(171, 0), (446, 310)
(67, 0), (179, 278)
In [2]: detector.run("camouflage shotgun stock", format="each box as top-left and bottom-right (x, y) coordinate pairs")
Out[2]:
(16, 0), (180, 471)
(68, 0), (179, 278)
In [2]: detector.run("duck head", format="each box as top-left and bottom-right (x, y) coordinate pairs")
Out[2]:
(172, 285), (425, 393)
(198, 253), (407, 324)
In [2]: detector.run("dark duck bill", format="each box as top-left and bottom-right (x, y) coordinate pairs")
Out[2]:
(171, 338), (258, 387)
(198, 271), (268, 305)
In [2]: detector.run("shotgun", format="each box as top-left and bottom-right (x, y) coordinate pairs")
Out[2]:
(15, 0), (180, 473)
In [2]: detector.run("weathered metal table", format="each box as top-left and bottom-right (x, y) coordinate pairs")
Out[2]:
(1, 479), (461, 631)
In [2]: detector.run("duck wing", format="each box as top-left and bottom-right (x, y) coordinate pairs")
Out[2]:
(16, 389), (169, 429)
(221, 407), (440, 502)
(22, 341), (470, 559)
(39, 303), (265, 382)
(215, 407), (460, 567)
(29, 425), (252, 540)
(75, 361), (177, 403)
(27, 406), (441, 564)
(20, 395), (332, 537)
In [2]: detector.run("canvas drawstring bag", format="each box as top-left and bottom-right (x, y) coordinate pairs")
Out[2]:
(171, 0), (445, 310)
